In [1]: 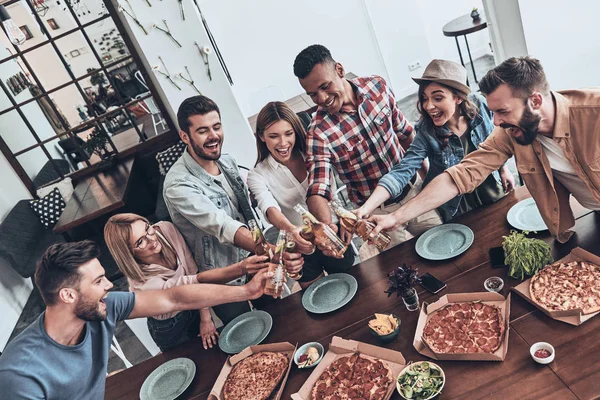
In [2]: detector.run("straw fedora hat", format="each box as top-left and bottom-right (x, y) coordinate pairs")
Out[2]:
(412, 59), (471, 95)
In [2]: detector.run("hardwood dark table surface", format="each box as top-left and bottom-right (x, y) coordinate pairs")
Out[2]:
(105, 186), (599, 400)
(54, 157), (136, 234)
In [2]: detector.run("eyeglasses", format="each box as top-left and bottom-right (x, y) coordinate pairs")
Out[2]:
(134, 223), (156, 250)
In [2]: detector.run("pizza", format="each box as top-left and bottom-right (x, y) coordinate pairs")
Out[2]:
(311, 353), (393, 400)
(529, 260), (600, 315)
(422, 301), (505, 354)
(223, 351), (289, 400)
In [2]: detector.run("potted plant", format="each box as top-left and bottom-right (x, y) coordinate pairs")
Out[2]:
(385, 264), (421, 311)
(82, 127), (116, 167)
(470, 7), (481, 21)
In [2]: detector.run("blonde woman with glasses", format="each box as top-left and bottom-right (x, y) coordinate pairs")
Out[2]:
(104, 214), (268, 351)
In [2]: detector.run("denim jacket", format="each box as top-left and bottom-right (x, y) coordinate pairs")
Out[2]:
(378, 93), (500, 218)
(163, 151), (253, 278)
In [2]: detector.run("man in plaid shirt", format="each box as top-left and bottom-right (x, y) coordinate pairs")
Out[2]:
(293, 45), (441, 259)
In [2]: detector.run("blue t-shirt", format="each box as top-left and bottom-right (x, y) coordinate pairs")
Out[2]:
(0, 292), (135, 399)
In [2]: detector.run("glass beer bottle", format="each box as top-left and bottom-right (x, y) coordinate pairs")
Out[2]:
(284, 231), (303, 280)
(248, 219), (272, 260)
(264, 230), (287, 297)
(298, 222), (316, 255)
(329, 199), (391, 251)
(293, 204), (347, 258)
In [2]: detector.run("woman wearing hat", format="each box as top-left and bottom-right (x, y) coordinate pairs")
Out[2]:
(356, 59), (515, 221)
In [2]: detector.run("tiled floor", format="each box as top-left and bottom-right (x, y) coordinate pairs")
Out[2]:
(8, 54), (501, 375)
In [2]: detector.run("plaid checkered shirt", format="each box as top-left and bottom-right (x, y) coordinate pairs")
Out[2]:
(306, 75), (414, 205)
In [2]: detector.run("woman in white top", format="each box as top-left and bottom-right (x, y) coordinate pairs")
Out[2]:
(247, 102), (354, 288)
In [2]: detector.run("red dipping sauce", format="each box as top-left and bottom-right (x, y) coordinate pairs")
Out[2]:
(534, 349), (551, 358)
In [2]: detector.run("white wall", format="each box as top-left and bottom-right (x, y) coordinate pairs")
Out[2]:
(519, 0), (599, 90)
(202, 0), (391, 117)
(114, 0), (256, 167)
(205, 0), (492, 116)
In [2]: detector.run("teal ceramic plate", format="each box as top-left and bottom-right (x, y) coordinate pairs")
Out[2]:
(139, 357), (196, 400)
(302, 273), (358, 314)
(507, 197), (548, 232)
(415, 224), (474, 261)
(218, 310), (273, 354)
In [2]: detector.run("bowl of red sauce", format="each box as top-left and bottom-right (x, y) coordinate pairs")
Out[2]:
(530, 342), (555, 364)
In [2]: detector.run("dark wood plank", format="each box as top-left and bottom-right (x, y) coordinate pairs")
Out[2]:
(512, 311), (600, 400)
(54, 158), (135, 233)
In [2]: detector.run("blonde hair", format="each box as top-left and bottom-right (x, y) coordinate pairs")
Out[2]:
(104, 213), (178, 282)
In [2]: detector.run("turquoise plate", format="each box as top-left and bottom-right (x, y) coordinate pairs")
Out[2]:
(302, 273), (358, 314)
(218, 310), (273, 354)
(415, 223), (474, 261)
(507, 197), (548, 232)
(139, 357), (196, 400)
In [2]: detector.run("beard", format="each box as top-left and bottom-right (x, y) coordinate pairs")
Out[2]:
(74, 293), (107, 321)
(501, 105), (541, 146)
(189, 135), (221, 161)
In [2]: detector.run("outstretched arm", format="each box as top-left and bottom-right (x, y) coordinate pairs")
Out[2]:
(128, 269), (270, 319)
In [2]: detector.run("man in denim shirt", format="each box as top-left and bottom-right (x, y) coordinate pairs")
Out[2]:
(164, 96), (303, 322)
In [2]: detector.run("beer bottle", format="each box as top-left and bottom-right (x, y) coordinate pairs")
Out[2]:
(248, 219), (272, 260)
(285, 231), (303, 280)
(293, 204), (347, 258)
(264, 231), (287, 297)
(329, 199), (391, 251)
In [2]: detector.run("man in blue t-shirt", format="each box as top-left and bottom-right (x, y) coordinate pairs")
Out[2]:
(0, 240), (271, 399)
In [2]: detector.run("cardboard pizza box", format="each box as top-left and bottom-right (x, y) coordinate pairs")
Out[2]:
(291, 336), (406, 400)
(413, 292), (511, 361)
(512, 247), (600, 326)
(208, 342), (296, 400)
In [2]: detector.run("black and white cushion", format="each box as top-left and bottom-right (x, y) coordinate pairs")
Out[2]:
(29, 187), (66, 228)
(156, 141), (186, 175)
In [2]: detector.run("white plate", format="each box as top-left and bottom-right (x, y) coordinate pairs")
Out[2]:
(507, 198), (548, 232)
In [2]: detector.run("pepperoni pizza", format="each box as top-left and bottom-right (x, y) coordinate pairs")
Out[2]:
(311, 353), (393, 400)
(422, 301), (505, 354)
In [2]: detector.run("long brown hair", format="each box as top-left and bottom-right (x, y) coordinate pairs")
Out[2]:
(254, 101), (307, 166)
(104, 213), (178, 282)
(416, 82), (478, 125)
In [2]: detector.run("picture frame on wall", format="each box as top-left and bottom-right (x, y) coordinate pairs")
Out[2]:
(19, 25), (33, 40)
(47, 18), (60, 30)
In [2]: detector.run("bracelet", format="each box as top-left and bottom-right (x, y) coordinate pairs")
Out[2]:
(238, 261), (247, 275)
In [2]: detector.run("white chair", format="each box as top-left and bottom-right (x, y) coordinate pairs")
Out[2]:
(134, 71), (167, 137)
(110, 336), (133, 368)
(124, 318), (161, 357)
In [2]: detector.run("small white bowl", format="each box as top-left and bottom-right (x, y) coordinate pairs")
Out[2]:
(484, 276), (504, 292)
(530, 342), (555, 364)
(294, 342), (324, 369)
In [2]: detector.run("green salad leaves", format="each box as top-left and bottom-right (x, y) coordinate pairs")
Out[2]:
(397, 362), (444, 400)
(502, 230), (553, 280)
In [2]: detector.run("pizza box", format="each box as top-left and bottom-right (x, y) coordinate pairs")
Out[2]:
(512, 246), (600, 326)
(291, 336), (406, 400)
(208, 342), (296, 400)
(413, 292), (511, 361)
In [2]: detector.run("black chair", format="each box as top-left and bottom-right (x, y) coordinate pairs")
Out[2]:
(32, 159), (71, 190)
(58, 136), (91, 171)
(296, 110), (312, 131)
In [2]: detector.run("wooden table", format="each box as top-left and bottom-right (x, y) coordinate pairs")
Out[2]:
(442, 14), (488, 86)
(105, 186), (599, 399)
(54, 157), (136, 237)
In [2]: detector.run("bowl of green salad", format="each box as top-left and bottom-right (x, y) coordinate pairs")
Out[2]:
(396, 361), (445, 400)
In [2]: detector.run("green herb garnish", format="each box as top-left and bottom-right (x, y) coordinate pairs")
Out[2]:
(502, 230), (553, 280)
(397, 362), (444, 400)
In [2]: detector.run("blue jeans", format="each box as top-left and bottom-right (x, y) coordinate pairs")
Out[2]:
(147, 309), (200, 352)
